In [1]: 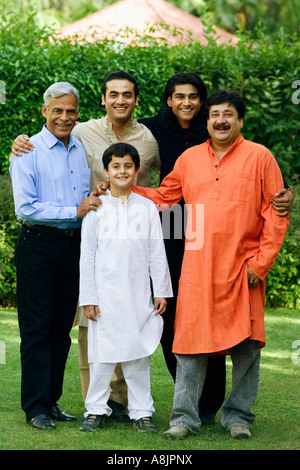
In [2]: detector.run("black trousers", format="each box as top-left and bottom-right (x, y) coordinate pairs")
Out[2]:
(162, 216), (226, 416)
(15, 224), (81, 421)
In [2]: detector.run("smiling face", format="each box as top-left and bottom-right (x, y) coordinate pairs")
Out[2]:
(104, 154), (139, 197)
(41, 94), (79, 146)
(207, 101), (243, 147)
(167, 83), (202, 129)
(101, 79), (138, 126)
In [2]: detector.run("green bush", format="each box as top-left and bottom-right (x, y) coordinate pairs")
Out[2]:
(0, 4), (299, 307)
(0, 173), (20, 306)
(0, 4), (299, 179)
(265, 183), (300, 309)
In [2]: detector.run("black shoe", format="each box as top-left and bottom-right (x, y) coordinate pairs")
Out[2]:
(50, 404), (77, 422)
(80, 414), (106, 431)
(107, 399), (130, 422)
(133, 417), (158, 433)
(28, 414), (56, 430)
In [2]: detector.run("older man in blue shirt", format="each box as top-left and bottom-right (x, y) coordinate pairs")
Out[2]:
(10, 82), (101, 430)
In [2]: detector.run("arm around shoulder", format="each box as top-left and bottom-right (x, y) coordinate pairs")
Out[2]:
(11, 134), (34, 157)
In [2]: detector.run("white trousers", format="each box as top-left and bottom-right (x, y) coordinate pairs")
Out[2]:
(85, 356), (155, 421)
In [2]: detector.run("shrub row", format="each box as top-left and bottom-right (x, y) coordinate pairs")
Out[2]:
(0, 6), (299, 307)
(0, 7), (299, 180)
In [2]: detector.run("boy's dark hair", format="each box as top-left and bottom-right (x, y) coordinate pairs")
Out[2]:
(101, 70), (140, 98)
(164, 72), (207, 104)
(205, 89), (246, 119)
(102, 143), (140, 170)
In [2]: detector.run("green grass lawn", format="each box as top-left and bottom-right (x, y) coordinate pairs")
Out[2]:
(0, 307), (299, 452)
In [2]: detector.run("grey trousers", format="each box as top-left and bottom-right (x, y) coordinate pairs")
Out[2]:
(170, 339), (261, 432)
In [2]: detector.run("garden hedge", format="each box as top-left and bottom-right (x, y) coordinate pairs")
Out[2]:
(0, 6), (299, 307)
(0, 7), (299, 178)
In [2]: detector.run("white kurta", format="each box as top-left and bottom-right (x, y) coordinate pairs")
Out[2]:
(79, 191), (173, 364)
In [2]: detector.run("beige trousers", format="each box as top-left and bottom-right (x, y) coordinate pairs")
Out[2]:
(78, 325), (128, 407)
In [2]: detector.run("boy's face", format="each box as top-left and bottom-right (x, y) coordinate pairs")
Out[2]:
(104, 155), (139, 196)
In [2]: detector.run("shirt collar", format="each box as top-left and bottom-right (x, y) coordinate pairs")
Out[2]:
(104, 115), (137, 130)
(106, 189), (134, 205)
(41, 124), (79, 150)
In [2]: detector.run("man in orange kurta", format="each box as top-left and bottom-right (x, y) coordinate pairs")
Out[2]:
(132, 90), (289, 439)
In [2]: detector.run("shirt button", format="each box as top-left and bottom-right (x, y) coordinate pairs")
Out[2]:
(73, 187), (76, 190)
(215, 165), (218, 168)
(216, 178), (219, 181)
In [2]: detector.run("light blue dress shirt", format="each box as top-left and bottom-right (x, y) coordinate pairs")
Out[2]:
(10, 125), (91, 229)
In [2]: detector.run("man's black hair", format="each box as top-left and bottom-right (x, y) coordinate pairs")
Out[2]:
(205, 89), (246, 119)
(164, 72), (207, 104)
(101, 70), (140, 98)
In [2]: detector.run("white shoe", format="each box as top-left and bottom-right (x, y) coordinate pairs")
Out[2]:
(163, 425), (191, 440)
(229, 424), (251, 439)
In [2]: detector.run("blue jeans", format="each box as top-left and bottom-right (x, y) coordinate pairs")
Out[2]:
(170, 339), (261, 432)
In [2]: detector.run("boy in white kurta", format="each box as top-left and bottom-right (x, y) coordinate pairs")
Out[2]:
(79, 143), (173, 432)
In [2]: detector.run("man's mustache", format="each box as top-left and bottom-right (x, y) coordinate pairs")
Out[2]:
(55, 121), (73, 126)
(213, 124), (231, 130)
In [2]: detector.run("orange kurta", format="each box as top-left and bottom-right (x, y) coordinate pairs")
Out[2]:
(133, 136), (289, 354)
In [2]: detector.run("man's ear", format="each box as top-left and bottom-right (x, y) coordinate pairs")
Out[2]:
(167, 96), (172, 108)
(101, 94), (105, 106)
(41, 104), (48, 118)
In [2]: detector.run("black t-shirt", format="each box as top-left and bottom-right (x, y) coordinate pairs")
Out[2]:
(139, 105), (209, 181)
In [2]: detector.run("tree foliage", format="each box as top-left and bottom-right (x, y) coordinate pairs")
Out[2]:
(170, 0), (300, 38)
(5, 0), (300, 39)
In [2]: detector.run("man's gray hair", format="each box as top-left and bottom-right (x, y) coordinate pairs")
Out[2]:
(43, 82), (79, 110)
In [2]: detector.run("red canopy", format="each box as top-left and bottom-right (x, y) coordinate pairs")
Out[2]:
(58, 0), (239, 46)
